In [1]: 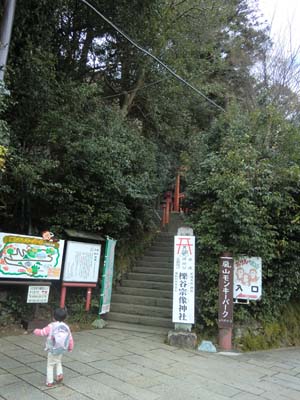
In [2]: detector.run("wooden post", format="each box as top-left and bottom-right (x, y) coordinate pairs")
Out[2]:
(60, 282), (96, 310)
(86, 287), (92, 311)
(218, 253), (234, 351)
(60, 285), (67, 308)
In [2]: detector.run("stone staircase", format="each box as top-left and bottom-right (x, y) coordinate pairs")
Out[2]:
(106, 231), (175, 328)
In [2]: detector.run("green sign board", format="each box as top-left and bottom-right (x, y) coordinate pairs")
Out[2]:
(99, 238), (117, 314)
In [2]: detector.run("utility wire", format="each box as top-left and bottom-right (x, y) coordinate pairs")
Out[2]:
(101, 77), (169, 99)
(80, 0), (226, 112)
(102, 69), (219, 101)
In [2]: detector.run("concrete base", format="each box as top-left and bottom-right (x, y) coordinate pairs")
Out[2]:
(174, 323), (192, 332)
(167, 330), (197, 349)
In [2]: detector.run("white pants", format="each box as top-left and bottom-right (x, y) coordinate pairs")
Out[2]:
(47, 352), (63, 384)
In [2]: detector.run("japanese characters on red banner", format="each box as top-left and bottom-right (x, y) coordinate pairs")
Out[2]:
(234, 257), (262, 301)
(218, 255), (234, 328)
(172, 235), (195, 324)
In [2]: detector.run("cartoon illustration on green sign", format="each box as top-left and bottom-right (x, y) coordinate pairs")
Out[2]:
(0, 232), (65, 280)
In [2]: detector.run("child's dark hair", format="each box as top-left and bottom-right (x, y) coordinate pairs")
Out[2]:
(54, 307), (67, 322)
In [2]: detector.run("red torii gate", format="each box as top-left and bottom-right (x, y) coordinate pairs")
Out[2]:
(161, 169), (186, 227)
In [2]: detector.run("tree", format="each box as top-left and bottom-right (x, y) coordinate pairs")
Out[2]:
(254, 19), (300, 120)
(0, 82), (9, 175)
(186, 104), (300, 325)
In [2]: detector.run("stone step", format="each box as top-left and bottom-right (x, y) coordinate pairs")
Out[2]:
(133, 266), (173, 275)
(115, 286), (173, 299)
(144, 250), (173, 258)
(108, 228), (179, 329)
(111, 294), (173, 308)
(104, 321), (169, 335)
(138, 260), (172, 268)
(122, 280), (173, 291)
(106, 312), (173, 329)
(150, 241), (173, 248)
(151, 234), (173, 241)
(150, 241), (174, 249)
(127, 272), (173, 283)
(110, 303), (172, 318)
(142, 255), (173, 263)
(165, 212), (186, 234)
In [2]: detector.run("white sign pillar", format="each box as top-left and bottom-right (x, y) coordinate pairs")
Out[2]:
(172, 227), (195, 332)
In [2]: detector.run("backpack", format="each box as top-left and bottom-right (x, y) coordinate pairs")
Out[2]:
(47, 322), (70, 355)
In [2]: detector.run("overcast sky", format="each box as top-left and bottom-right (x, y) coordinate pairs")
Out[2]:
(258, 0), (300, 52)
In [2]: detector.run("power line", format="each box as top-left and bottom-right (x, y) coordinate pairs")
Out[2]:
(80, 0), (225, 113)
(101, 77), (169, 100)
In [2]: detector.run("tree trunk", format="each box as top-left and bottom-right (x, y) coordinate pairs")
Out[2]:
(120, 68), (145, 117)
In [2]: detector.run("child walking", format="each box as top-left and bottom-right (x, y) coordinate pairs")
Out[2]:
(33, 307), (74, 387)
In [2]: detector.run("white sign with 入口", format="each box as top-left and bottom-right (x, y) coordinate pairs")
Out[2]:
(234, 257), (262, 301)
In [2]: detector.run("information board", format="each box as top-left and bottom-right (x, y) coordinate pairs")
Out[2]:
(63, 241), (101, 283)
(27, 286), (50, 303)
(0, 232), (65, 280)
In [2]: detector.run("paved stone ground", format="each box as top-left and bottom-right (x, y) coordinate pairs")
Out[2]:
(0, 321), (300, 399)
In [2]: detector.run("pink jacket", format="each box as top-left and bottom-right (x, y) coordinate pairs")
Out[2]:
(34, 322), (74, 352)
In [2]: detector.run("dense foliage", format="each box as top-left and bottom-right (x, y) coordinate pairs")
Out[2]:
(0, 0), (299, 327)
(186, 104), (300, 324)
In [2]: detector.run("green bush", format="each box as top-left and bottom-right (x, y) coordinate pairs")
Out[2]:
(186, 105), (300, 326)
(235, 301), (300, 351)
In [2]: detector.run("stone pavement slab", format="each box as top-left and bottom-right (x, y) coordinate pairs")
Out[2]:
(0, 321), (300, 399)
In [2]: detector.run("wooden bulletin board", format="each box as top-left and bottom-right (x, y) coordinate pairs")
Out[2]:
(62, 240), (101, 283)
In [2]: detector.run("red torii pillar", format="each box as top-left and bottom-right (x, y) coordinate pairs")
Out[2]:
(174, 172), (180, 212)
(162, 203), (167, 227)
(165, 191), (172, 224)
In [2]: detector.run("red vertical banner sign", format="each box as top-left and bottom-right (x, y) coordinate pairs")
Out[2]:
(218, 253), (234, 350)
